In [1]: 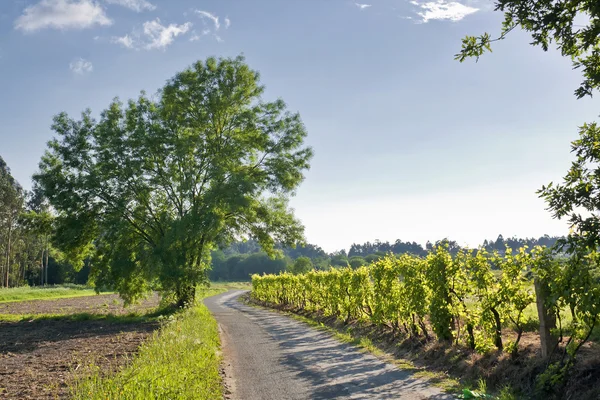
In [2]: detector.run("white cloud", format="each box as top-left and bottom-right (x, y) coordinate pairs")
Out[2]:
(15, 0), (112, 32)
(355, 3), (372, 9)
(69, 57), (93, 74)
(412, 0), (478, 22)
(194, 10), (220, 30)
(143, 18), (191, 49)
(188, 10), (226, 43)
(112, 33), (134, 48)
(104, 0), (155, 12)
(112, 18), (191, 50)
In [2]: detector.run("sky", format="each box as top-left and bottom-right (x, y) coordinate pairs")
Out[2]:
(1, 0), (598, 252)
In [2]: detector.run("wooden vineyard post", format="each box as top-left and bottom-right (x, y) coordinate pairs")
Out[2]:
(534, 277), (558, 358)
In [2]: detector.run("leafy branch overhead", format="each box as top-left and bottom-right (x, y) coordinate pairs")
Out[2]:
(34, 56), (313, 306)
(455, 0), (600, 99)
(457, 0), (600, 390)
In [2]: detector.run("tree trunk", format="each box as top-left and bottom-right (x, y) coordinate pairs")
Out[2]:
(40, 249), (44, 286)
(466, 322), (475, 350)
(491, 307), (503, 350)
(175, 285), (196, 308)
(535, 277), (558, 358)
(5, 222), (12, 288)
(44, 238), (49, 285)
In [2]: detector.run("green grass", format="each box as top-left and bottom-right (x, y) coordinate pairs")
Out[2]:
(69, 285), (234, 400)
(208, 281), (251, 291)
(0, 284), (109, 303)
(0, 282), (248, 304)
(0, 309), (168, 323)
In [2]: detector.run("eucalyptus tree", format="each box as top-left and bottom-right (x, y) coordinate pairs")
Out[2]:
(35, 56), (313, 306)
(0, 156), (24, 287)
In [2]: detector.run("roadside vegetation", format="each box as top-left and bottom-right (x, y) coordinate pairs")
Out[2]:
(69, 287), (228, 400)
(251, 246), (600, 399)
(0, 282), (248, 398)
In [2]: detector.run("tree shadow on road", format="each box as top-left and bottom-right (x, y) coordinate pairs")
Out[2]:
(225, 292), (453, 399)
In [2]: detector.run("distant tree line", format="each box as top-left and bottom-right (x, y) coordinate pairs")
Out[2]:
(209, 235), (562, 281)
(0, 156), (88, 288)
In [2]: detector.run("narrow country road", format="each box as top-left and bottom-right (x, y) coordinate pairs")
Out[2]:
(204, 290), (454, 400)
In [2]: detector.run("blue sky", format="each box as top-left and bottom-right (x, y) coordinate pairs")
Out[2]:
(1, 0), (598, 252)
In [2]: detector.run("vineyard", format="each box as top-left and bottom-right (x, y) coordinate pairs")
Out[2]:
(251, 245), (600, 395)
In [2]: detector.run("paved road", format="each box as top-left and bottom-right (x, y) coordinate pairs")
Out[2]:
(204, 290), (454, 400)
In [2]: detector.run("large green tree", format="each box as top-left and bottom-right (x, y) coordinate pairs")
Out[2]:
(35, 56), (313, 306)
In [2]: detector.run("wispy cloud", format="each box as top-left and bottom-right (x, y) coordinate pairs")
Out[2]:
(355, 3), (372, 9)
(143, 19), (191, 49)
(104, 0), (155, 12)
(69, 57), (93, 74)
(411, 0), (478, 22)
(112, 18), (191, 50)
(189, 9), (227, 43)
(14, 0), (112, 32)
(112, 33), (134, 48)
(194, 10), (220, 30)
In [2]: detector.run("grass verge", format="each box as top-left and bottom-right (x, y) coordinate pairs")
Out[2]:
(0, 284), (109, 303)
(69, 286), (230, 400)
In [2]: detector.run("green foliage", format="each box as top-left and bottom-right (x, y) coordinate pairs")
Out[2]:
(364, 253), (385, 264)
(252, 245), (541, 352)
(534, 125), (600, 365)
(425, 245), (454, 341)
(254, 244), (598, 395)
(535, 361), (570, 396)
(456, 0), (600, 99)
(330, 253), (349, 267)
(540, 123), (600, 251)
(34, 56), (312, 306)
(495, 247), (535, 354)
(457, 0), (600, 375)
(289, 256), (313, 275)
(210, 252), (289, 281)
(348, 256), (366, 269)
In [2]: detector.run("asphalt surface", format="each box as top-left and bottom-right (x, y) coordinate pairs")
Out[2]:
(204, 290), (454, 400)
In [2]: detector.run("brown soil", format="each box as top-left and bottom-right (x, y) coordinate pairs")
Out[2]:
(0, 294), (161, 399)
(0, 293), (160, 316)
